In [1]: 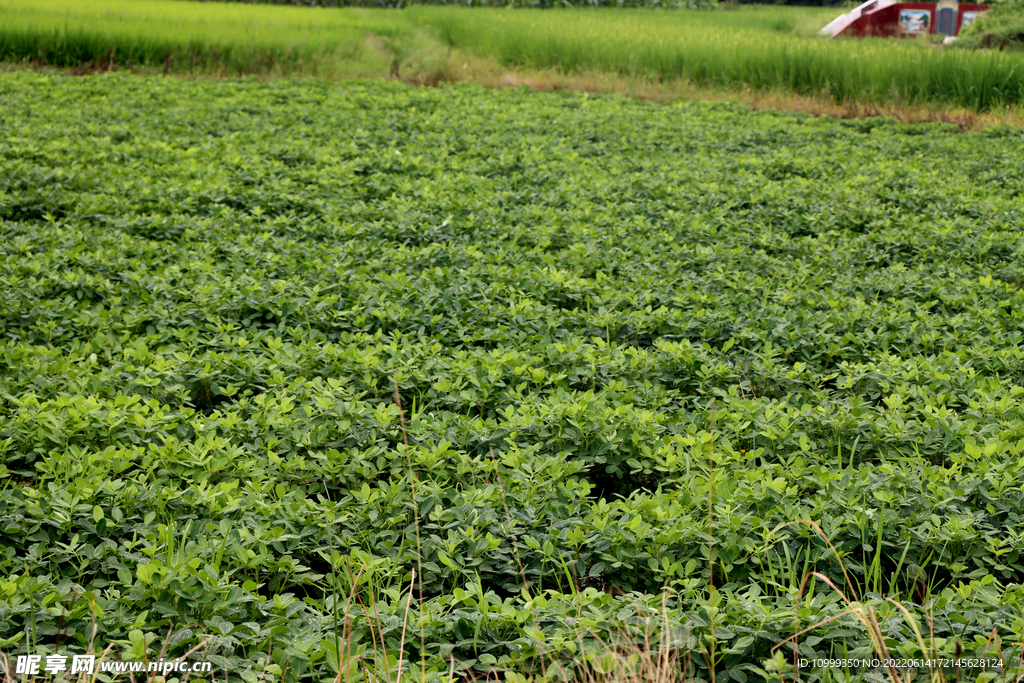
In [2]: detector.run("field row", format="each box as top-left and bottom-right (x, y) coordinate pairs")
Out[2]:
(3, 0), (1024, 111)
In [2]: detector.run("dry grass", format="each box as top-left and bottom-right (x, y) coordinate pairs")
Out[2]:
(467, 62), (1024, 131)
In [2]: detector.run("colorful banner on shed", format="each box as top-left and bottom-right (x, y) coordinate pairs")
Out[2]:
(899, 8), (931, 32)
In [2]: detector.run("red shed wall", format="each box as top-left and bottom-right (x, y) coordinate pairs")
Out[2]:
(838, 2), (987, 37)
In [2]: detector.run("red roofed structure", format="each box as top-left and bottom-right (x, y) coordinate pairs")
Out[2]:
(820, 0), (988, 38)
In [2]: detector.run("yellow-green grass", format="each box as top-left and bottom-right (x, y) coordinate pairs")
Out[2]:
(414, 5), (1024, 109)
(3, 0), (1024, 111)
(0, 0), (411, 76)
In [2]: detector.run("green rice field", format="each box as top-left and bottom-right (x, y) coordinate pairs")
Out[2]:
(417, 6), (1024, 109)
(0, 0), (411, 76)
(3, 0), (1024, 110)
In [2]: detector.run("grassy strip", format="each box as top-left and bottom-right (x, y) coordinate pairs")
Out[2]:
(4, 1), (1024, 111)
(458, 62), (1024, 129)
(5, 0), (1024, 127)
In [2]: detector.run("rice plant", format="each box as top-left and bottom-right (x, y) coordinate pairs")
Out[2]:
(415, 5), (1024, 109)
(2, 0), (1024, 109)
(0, 0), (411, 75)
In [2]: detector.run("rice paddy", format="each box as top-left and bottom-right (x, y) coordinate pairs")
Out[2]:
(0, 0), (411, 76)
(3, 0), (1024, 110)
(416, 6), (1024, 110)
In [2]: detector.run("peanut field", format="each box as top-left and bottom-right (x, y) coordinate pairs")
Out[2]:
(2, 73), (1024, 681)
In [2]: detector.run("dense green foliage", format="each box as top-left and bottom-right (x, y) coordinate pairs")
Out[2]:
(958, 0), (1024, 51)
(4, 73), (1024, 681)
(4, 0), (1024, 111)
